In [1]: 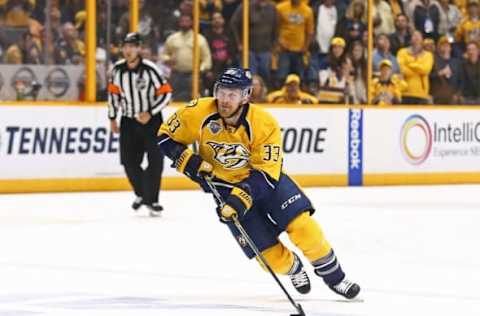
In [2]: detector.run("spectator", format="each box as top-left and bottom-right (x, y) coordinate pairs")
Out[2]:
(455, 0), (469, 15)
(349, 41), (367, 103)
(4, 0), (33, 26)
(275, 0), (309, 3)
(318, 57), (357, 104)
(204, 12), (234, 94)
(222, 0), (241, 22)
(361, 29), (369, 47)
(430, 36), (463, 103)
(371, 59), (403, 105)
(455, 0), (480, 47)
(313, 0), (338, 62)
(267, 73), (318, 104)
(373, 34), (401, 74)
(328, 0), (349, 21)
(4, 31), (42, 64)
(397, 30), (434, 104)
(199, 0), (222, 30)
(337, 0), (367, 45)
(275, 0), (314, 86)
(74, 10), (86, 40)
(389, 13), (412, 55)
(160, 14), (212, 101)
(96, 7), (109, 48)
(158, 0), (180, 43)
(461, 41), (480, 104)
(54, 22), (85, 65)
(411, 0), (441, 40)
(306, 0), (338, 87)
(387, 0), (405, 16)
(423, 37), (436, 52)
(118, 0), (159, 53)
(141, 45), (154, 61)
(251, 74), (268, 103)
(230, 0), (277, 88)
(319, 37), (347, 72)
(438, 0), (462, 40)
(0, 38), (4, 62)
(59, 0), (85, 24)
(95, 47), (108, 101)
(46, 6), (63, 43)
(374, 0), (395, 35)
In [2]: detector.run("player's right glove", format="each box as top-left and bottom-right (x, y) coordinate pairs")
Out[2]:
(218, 186), (253, 222)
(174, 148), (213, 180)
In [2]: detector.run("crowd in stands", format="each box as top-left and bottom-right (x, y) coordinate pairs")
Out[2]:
(1, 0), (479, 105)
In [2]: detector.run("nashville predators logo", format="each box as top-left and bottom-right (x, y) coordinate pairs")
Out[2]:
(207, 141), (249, 169)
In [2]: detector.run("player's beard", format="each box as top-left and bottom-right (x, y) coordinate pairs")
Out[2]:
(218, 101), (243, 121)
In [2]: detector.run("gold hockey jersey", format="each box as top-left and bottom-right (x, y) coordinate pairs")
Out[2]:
(158, 97), (283, 184)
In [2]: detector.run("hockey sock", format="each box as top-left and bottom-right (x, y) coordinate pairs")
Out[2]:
(312, 249), (345, 286)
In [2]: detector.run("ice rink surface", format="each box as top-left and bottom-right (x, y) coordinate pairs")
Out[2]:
(1, 185), (480, 316)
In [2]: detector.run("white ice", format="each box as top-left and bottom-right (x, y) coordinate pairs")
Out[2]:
(1, 185), (480, 316)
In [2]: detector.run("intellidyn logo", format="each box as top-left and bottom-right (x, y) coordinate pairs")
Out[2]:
(400, 114), (433, 165)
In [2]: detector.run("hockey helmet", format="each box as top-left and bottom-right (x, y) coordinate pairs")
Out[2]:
(214, 68), (253, 102)
(122, 32), (142, 46)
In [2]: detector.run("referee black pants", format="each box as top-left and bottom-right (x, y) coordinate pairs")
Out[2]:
(120, 115), (164, 204)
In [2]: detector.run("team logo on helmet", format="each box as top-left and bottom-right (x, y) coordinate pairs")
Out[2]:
(207, 141), (249, 169)
(225, 68), (239, 76)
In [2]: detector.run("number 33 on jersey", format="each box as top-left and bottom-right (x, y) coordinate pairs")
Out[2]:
(157, 97), (283, 184)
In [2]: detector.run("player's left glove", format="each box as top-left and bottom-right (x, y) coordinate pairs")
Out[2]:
(218, 186), (253, 222)
(172, 147), (214, 192)
(174, 147), (213, 178)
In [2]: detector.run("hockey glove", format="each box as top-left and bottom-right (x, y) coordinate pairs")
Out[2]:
(174, 148), (213, 179)
(218, 186), (253, 222)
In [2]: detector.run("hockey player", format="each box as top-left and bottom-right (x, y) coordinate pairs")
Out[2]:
(157, 68), (360, 299)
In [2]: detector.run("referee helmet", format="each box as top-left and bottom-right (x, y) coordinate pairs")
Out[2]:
(123, 32), (142, 45)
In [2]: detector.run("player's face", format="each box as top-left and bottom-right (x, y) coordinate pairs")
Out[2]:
(216, 87), (243, 118)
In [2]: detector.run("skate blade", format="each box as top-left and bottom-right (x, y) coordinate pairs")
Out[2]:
(149, 211), (162, 217)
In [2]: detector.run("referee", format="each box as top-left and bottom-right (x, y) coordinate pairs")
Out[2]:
(108, 32), (172, 216)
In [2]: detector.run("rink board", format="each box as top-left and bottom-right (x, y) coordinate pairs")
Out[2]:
(2, 103), (480, 193)
(362, 107), (480, 185)
(0, 103), (348, 193)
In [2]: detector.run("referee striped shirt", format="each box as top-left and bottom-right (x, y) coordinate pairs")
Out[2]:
(108, 58), (172, 119)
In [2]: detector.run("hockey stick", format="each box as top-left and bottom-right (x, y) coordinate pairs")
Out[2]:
(203, 177), (306, 316)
